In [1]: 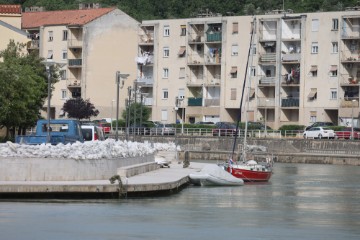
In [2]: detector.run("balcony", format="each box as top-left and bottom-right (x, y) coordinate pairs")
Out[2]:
(139, 31), (154, 45)
(206, 78), (220, 85)
(136, 53), (154, 65)
(341, 17), (360, 39)
(187, 54), (204, 65)
(341, 50), (360, 63)
(68, 38), (82, 48)
(340, 98), (359, 108)
(67, 78), (81, 88)
(204, 98), (220, 107)
(137, 76), (154, 86)
(281, 97), (299, 107)
(27, 40), (39, 50)
(206, 32), (222, 42)
(340, 74), (359, 86)
(259, 53), (276, 64)
(282, 53), (301, 63)
(257, 97), (275, 107)
(68, 59), (82, 68)
(143, 97), (153, 106)
(188, 97), (203, 106)
(188, 35), (204, 43)
(259, 76), (276, 85)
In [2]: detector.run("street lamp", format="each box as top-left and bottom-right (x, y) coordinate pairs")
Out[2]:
(178, 98), (185, 134)
(351, 99), (356, 139)
(41, 60), (64, 143)
(265, 99), (270, 137)
(115, 71), (129, 141)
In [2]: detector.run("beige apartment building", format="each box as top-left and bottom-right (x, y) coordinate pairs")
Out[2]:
(0, 5), (28, 59)
(21, 5), (139, 120)
(137, 8), (360, 129)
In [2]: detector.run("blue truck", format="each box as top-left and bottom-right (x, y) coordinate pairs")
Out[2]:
(15, 119), (84, 145)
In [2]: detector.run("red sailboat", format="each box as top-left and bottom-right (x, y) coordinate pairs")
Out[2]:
(224, 17), (274, 182)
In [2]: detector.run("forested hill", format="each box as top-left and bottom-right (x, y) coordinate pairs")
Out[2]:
(0, 0), (359, 21)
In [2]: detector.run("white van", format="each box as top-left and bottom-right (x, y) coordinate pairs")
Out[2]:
(81, 125), (105, 141)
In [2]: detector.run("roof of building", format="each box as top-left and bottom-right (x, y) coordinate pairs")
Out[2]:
(22, 7), (115, 29)
(0, 5), (22, 14)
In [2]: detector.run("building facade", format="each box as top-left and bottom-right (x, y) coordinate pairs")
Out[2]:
(21, 6), (140, 120)
(137, 9), (360, 129)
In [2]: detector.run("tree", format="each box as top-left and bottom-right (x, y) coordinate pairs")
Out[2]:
(0, 40), (50, 139)
(62, 98), (99, 120)
(122, 102), (151, 126)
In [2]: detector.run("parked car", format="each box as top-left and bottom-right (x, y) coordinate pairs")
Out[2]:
(305, 122), (335, 131)
(195, 121), (214, 125)
(335, 127), (360, 139)
(151, 124), (176, 135)
(81, 125), (105, 141)
(247, 121), (271, 130)
(212, 122), (237, 136)
(303, 127), (336, 139)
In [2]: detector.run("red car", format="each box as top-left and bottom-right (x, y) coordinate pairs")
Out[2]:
(335, 127), (360, 139)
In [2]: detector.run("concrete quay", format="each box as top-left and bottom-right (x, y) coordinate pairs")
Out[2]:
(0, 160), (207, 199)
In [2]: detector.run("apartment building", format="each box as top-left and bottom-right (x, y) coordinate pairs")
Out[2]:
(137, 9), (360, 129)
(0, 5), (28, 59)
(21, 6), (139, 120)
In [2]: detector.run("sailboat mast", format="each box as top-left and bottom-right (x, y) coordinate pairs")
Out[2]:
(231, 17), (256, 161)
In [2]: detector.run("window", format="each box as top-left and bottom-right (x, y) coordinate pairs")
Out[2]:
(308, 88), (317, 100)
(47, 50), (53, 59)
(62, 50), (67, 60)
(161, 110), (168, 121)
(61, 89), (67, 99)
(332, 42), (338, 53)
(59, 70), (67, 80)
(180, 25), (186, 36)
(178, 88), (185, 99)
(230, 67), (237, 78)
(163, 47), (169, 57)
(330, 88), (337, 99)
(162, 89), (168, 99)
(163, 68), (169, 78)
(310, 111), (317, 123)
(310, 65), (318, 77)
(231, 88), (236, 100)
(164, 25), (170, 36)
(311, 42), (318, 54)
(332, 19), (339, 31)
(252, 44), (256, 55)
(330, 65), (337, 77)
(63, 30), (68, 41)
(48, 31), (53, 41)
(231, 44), (238, 56)
(250, 66), (256, 76)
(178, 46), (186, 57)
(311, 19), (319, 32)
(232, 22), (238, 34)
(179, 67), (185, 79)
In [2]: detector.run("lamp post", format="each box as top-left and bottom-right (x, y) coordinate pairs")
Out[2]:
(41, 60), (63, 143)
(351, 99), (356, 139)
(126, 86), (132, 141)
(115, 71), (129, 141)
(265, 99), (270, 137)
(178, 98), (185, 134)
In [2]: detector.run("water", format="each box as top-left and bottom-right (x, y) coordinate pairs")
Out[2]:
(1, 163), (359, 240)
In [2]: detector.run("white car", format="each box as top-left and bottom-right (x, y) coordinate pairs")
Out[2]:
(303, 127), (336, 139)
(81, 125), (105, 141)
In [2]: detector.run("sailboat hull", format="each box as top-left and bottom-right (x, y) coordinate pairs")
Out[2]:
(226, 166), (272, 182)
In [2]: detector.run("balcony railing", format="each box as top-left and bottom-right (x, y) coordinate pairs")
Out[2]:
(282, 53), (301, 62)
(188, 98), (203, 106)
(66, 78), (81, 88)
(340, 50), (360, 63)
(206, 32), (222, 42)
(340, 74), (359, 85)
(340, 98), (359, 108)
(257, 98), (275, 107)
(139, 32), (154, 44)
(259, 76), (276, 85)
(137, 76), (154, 86)
(259, 53), (276, 63)
(281, 97), (299, 107)
(187, 54), (204, 65)
(68, 38), (82, 48)
(68, 59), (82, 67)
(204, 98), (220, 107)
(27, 40), (39, 49)
(143, 97), (153, 106)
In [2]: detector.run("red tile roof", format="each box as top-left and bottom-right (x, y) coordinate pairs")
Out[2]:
(0, 5), (21, 14)
(22, 7), (115, 29)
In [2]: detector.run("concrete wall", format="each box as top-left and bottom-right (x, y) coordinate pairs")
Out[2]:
(0, 154), (154, 181)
